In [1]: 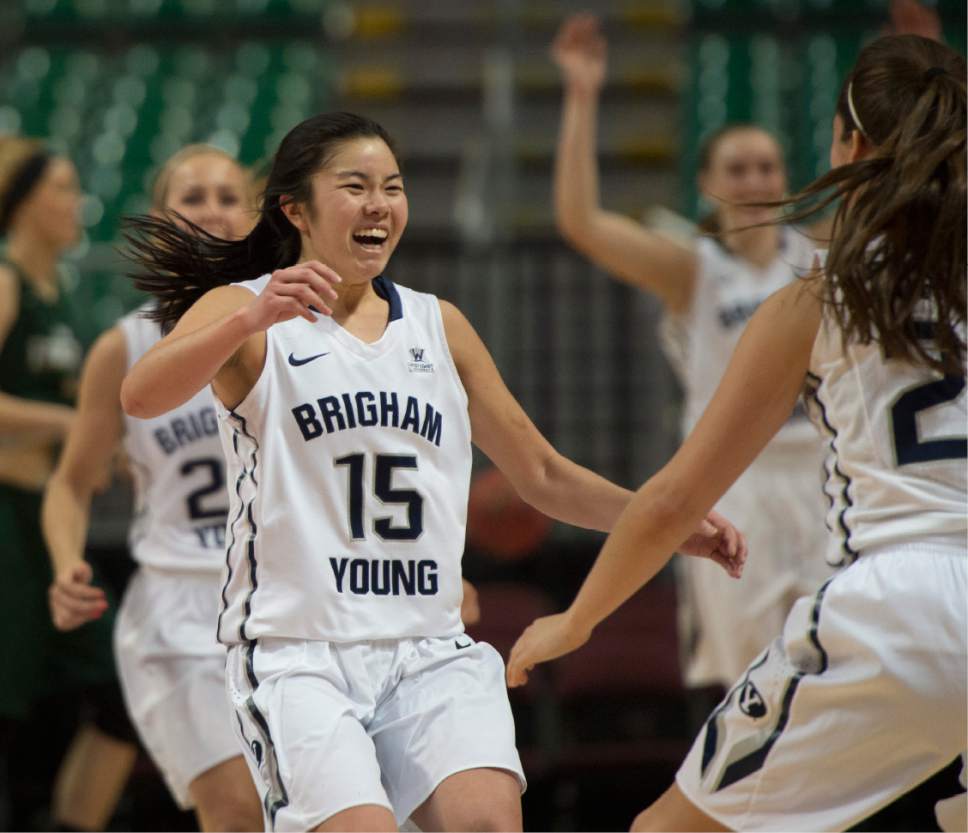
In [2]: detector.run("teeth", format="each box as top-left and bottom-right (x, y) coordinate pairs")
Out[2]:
(356, 228), (388, 239)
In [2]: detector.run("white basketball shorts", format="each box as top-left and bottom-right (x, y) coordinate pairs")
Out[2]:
(676, 543), (967, 831)
(225, 635), (526, 832)
(114, 568), (241, 809)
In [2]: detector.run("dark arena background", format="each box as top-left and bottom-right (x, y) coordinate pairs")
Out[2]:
(1, 0), (965, 831)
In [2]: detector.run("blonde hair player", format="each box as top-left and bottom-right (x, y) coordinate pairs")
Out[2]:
(120, 111), (745, 833)
(550, 12), (833, 697)
(509, 33), (966, 833)
(42, 144), (265, 831)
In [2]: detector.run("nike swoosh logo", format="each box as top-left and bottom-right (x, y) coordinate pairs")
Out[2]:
(455, 639), (472, 650)
(288, 352), (329, 366)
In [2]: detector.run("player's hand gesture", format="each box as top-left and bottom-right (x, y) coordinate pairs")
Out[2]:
(241, 260), (342, 332)
(506, 611), (591, 688)
(552, 13), (607, 95)
(48, 561), (108, 631)
(676, 510), (747, 579)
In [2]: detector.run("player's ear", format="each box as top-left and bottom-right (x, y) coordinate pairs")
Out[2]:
(280, 197), (308, 234)
(847, 129), (873, 163)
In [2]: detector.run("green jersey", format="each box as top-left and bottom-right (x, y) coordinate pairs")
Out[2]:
(0, 259), (82, 405)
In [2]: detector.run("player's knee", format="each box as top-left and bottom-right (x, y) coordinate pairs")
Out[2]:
(198, 794), (263, 833)
(194, 777), (263, 832)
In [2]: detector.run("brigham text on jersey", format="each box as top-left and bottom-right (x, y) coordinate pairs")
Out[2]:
(292, 391), (443, 447)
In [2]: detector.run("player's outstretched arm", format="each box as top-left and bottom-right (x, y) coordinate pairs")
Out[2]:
(506, 278), (823, 687)
(121, 261), (341, 418)
(552, 13), (697, 314)
(440, 299), (743, 574)
(42, 328), (127, 630)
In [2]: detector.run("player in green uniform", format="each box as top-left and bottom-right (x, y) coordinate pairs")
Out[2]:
(0, 135), (136, 831)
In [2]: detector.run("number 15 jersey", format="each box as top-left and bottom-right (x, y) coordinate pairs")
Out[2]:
(215, 276), (472, 646)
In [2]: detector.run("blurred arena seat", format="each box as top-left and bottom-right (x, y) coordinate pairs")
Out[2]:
(466, 581), (559, 778)
(543, 577), (689, 829)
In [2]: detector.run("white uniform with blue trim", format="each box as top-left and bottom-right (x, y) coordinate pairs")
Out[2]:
(215, 275), (469, 646)
(663, 228), (834, 688)
(218, 275), (524, 831)
(113, 305), (242, 810)
(675, 302), (967, 831)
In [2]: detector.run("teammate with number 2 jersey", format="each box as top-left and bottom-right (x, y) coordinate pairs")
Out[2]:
(508, 33), (966, 833)
(43, 146), (263, 831)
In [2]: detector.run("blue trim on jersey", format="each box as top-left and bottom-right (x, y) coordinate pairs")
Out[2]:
(242, 642), (290, 829)
(373, 275), (403, 321)
(229, 410), (262, 644)
(216, 430), (248, 644)
(806, 371), (859, 566)
(709, 576), (834, 792)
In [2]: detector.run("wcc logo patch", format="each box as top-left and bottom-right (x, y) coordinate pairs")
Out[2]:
(738, 679), (767, 719)
(407, 346), (434, 374)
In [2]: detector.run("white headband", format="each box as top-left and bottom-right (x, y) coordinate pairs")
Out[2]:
(846, 80), (868, 139)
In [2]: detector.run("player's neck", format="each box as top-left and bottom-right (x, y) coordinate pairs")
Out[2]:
(328, 278), (392, 345)
(5, 233), (60, 300)
(720, 224), (781, 270)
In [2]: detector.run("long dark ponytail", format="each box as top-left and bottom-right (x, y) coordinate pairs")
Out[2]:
(123, 112), (398, 330)
(777, 35), (965, 374)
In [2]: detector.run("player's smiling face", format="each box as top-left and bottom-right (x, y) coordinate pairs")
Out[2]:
(299, 137), (408, 284)
(163, 153), (252, 240)
(700, 128), (787, 231)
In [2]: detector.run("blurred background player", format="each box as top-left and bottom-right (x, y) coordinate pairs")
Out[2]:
(550, 12), (833, 701)
(508, 30), (967, 833)
(0, 136), (137, 831)
(42, 144), (265, 832)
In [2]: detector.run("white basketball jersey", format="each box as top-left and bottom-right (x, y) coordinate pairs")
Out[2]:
(663, 227), (820, 451)
(806, 305), (967, 566)
(215, 276), (472, 646)
(119, 306), (229, 573)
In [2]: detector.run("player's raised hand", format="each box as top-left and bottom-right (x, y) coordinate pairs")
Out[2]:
(676, 510), (747, 579)
(241, 260), (342, 332)
(48, 561), (108, 631)
(552, 13), (607, 94)
(506, 611), (591, 688)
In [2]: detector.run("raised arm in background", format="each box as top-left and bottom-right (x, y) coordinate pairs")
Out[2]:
(552, 13), (698, 315)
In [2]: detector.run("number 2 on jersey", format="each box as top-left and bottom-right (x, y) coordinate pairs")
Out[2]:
(891, 375), (967, 466)
(181, 457), (229, 520)
(335, 453), (424, 541)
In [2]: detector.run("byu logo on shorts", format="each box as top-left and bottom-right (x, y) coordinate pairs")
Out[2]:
(407, 346), (434, 373)
(738, 679), (767, 719)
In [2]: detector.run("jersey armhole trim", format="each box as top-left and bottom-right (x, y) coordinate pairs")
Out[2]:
(430, 297), (470, 411)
